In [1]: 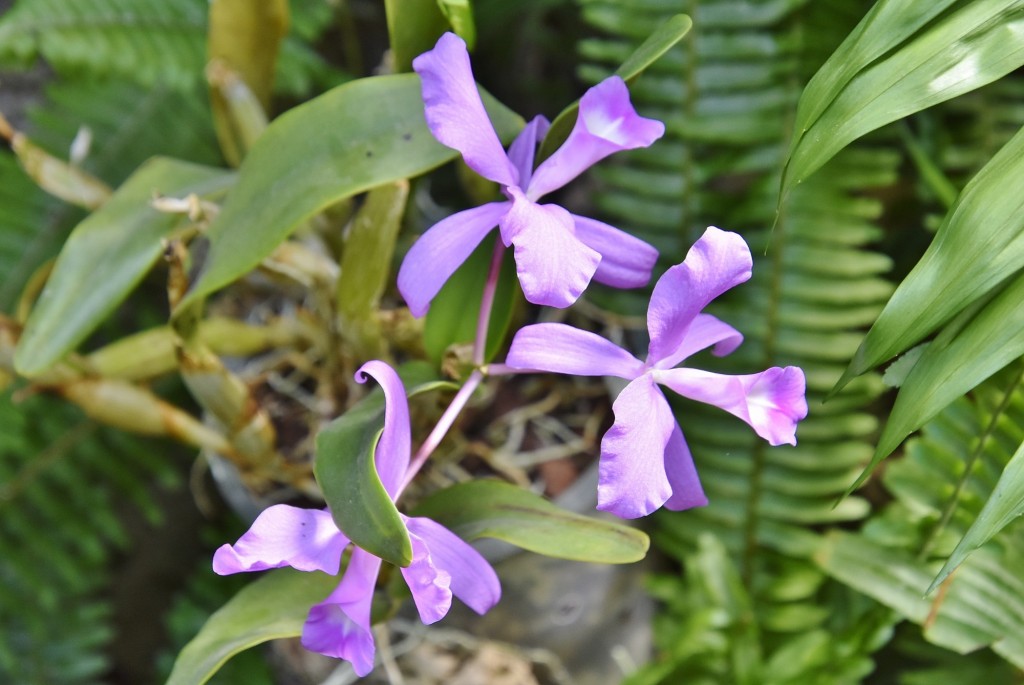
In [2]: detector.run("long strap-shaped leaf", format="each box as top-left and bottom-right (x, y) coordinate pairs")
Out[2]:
(783, 0), (1024, 197)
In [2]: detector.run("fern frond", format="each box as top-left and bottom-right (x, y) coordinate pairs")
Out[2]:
(0, 392), (180, 684)
(0, 0), (342, 97)
(816, 367), (1024, 669)
(578, 0), (896, 679)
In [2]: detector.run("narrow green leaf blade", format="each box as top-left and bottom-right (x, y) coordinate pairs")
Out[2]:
(538, 13), (692, 161)
(180, 74), (522, 309)
(930, 440), (1024, 592)
(314, 391), (412, 567)
(413, 480), (650, 564)
(166, 568), (337, 685)
(14, 158), (234, 376)
(784, 0), (1024, 195)
(873, 271), (1024, 466)
(838, 122), (1024, 387)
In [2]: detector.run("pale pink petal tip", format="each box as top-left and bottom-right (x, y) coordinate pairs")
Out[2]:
(746, 366), (808, 446)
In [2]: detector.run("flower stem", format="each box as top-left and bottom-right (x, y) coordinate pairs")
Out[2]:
(399, 369), (484, 494)
(473, 239), (506, 367)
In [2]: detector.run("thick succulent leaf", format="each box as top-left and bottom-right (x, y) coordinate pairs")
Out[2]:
(179, 74), (522, 308)
(313, 363), (450, 567)
(314, 386), (412, 567)
(837, 122), (1024, 388)
(930, 439), (1024, 592)
(783, 0), (1024, 195)
(166, 568), (338, 685)
(538, 13), (692, 161)
(412, 479), (649, 564)
(14, 158), (235, 376)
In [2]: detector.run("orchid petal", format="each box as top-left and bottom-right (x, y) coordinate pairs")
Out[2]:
(412, 32), (518, 187)
(654, 366), (807, 446)
(506, 115), (550, 188)
(212, 505), (347, 575)
(354, 360), (411, 499)
(500, 188), (600, 308)
(302, 548), (382, 675)
(526, 76), (664, 199)
(654, 313), (744, 370)
(662, 425), (708, 511)
(405, 516), (501, 615)
(571, 214), (658, 289)
(506, 322), (644, 379)
(400, 525), (453, 625)
(597, 375), (675, 519)
(398, 201), (509, 317)
(647, 227), (752, 364)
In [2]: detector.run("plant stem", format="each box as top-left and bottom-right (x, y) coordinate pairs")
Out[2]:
(473, 239), (506, 366)
(399, 369), (484, 494)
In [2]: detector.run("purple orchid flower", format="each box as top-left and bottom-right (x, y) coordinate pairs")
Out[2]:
(398, 32), (664, 316)
(505, 227), (808, 519)
(213, 361), (500, 676)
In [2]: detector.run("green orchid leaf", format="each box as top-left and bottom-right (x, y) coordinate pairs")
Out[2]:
(930, 439), (1024, 593)
(14, 158), (235, 376)
(207, 0), (288, 165)
(836, 122), (1024, 390)
(385, 0), (448, 73)
(423, 235), (518, 366)
(413, 479), (650, 564)
(783, 0), (1024, 196)
(179, 73), (523, 310)
(166, 568), (337, 685)
(337, 180), (409, 360)
(436, 0), (476, 50)
(538, 13), (692, 161)
(314, 387), (411, 567)
(314, 362), (451, 567)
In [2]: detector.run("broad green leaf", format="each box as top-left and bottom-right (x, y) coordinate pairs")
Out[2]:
(413, 479), (650, 564)
(930, 439), (1024, 592)
(207, 0), (288, 165)
(179, 74), (522, 309)
(385, 0), (448, 73)
(871, 272), (1024, 469)
(14, 158), (235, 376)
(423, 235), (518, 366)
(314, 362), (450, 568)
(537, 13), (692, 161)
(783, 0), (1024, 195)
(337, 180), (409, 360)
(837, 122), (1024, 389)
(166, 568), (336, 685)
(437, 0), (476, 50)
(314, 388), (410, 567)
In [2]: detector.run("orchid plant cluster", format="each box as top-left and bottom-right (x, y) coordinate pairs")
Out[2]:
(214, 33), (808, 676)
